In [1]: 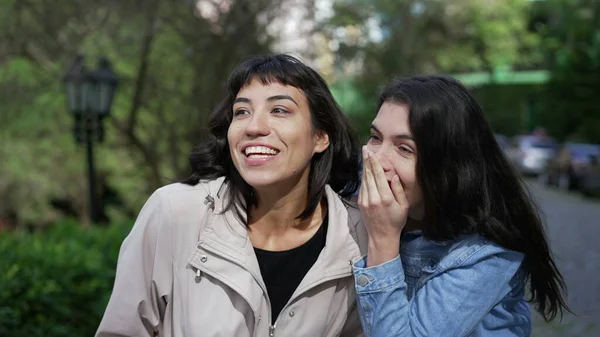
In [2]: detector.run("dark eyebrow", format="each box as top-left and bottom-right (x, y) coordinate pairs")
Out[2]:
(267, 95), (299, 106)
(370, 124), (413, 140)
(233, 95), (299, 107)
(233, 97), (251, 104)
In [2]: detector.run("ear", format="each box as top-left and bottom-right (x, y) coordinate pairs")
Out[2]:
(314, 130), (330, 154)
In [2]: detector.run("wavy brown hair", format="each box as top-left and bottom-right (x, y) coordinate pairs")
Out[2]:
(182, 54), (361, 222)
(378, 74), (571, 321)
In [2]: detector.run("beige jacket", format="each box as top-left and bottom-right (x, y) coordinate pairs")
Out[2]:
(96, 177), (367, 337)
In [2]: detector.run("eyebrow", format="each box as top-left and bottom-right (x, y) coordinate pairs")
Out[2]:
(370, 124), (413, 140)
(233, 97), (251, 104)
(233, 95), (299, 107)
(267, 95), (299, 106)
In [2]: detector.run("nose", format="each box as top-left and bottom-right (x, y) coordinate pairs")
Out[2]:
(370, 144), (393, 174)
(245, 111), (270, 137)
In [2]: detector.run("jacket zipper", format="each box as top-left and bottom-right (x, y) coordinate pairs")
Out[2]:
(266, 269), (352, 337)
(195, 242), (353, 337)
(190, 261), (273, 336)
(191, 243), (277, 335)
(268, 324), (276, 337)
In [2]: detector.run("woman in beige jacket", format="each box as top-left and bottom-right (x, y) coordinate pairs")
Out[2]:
(96, 54), (367, 337)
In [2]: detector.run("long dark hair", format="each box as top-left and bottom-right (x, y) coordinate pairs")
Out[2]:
(182, 54), (360, 221)
(378, 75), (570, 321)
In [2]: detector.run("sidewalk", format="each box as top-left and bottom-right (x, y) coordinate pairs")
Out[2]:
(532, 311), (598, 337)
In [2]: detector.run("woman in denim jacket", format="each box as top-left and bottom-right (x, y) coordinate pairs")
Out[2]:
(353, 75), (571, 336)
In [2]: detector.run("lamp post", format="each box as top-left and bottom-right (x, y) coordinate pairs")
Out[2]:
(63, 55), (119, 224)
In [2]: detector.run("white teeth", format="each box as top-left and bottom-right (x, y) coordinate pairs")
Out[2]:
(244, 146), (279, 156)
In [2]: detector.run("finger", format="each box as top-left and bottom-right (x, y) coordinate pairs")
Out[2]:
(363, 149), (380, 205)
(391, 175), (408, 206)
(357, 178), (363, 204)
(358, 146), (368, 206)
(368, 150), (395, 203)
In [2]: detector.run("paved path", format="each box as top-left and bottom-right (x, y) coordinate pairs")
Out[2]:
(526, 180), (600, 336)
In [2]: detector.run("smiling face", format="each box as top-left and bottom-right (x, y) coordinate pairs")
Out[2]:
(367, 101), (424, 220)
(227, 78), (330, 191)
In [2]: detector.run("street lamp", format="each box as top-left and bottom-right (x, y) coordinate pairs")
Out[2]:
(63, 55), (119, 224)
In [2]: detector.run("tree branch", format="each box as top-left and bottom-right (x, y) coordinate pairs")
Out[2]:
(126, 0), (158, 133)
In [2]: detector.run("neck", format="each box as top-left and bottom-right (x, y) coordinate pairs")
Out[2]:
(249, 169), (320, 232)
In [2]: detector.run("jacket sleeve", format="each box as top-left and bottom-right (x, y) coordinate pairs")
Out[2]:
(353, 248), (525, 337)
(96, 189), (173, 337)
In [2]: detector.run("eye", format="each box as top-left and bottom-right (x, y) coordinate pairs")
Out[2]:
(398, 145), (414, 154)
(272, 107), (289, 114)
(368, 134), (381, 142)
(233, 108), (249, 117)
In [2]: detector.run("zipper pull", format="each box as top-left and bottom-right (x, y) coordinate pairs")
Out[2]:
(269, 325), (275, 337)
(194, 268), (202, 283)
(204, 195), (215, 211)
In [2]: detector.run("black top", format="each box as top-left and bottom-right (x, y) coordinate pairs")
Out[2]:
(254, 214), (328, 321)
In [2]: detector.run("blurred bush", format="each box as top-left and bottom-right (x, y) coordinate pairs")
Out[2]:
(0, 220), (131, 336)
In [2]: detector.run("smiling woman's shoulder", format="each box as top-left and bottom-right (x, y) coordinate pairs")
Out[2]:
(153, 177), (227, 207)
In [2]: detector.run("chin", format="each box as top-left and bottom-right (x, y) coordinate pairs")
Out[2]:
(239, 172), (281, 188)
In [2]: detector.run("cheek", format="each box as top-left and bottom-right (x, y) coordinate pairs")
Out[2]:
(227, 123), (242, 144)
(405, 176), (424, 210)
(366, 142), (378, 152)
(410, 181), (424, 202)
(227, 131), (242, 160)
(282, 124), (314, 149)
(390, 159), (418, 187)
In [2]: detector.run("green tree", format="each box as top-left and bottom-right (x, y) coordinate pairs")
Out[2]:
(322, 0), (543, 138)
(0, 0), (295, 227)
(538, 0), (600, 143)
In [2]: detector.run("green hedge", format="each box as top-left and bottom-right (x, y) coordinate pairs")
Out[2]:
(0, 221), (131, 336)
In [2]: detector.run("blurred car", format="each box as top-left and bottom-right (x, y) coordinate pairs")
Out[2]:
(505, 135), (558, 176)
(541, 143), (600, 190)
(579, 154), (600, 197)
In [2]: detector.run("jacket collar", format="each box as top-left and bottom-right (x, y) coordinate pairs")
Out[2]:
(198, 178), (362, 276)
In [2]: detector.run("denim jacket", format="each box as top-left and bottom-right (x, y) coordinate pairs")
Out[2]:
(352, 231), (531, 337)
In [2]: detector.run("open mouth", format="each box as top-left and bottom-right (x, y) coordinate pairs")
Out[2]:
(244, 145), (280, 158)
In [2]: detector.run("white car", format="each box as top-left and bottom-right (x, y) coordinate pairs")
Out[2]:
(505, 135), (558, 176)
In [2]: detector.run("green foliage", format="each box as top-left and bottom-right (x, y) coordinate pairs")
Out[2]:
(330, 78), (377, 141)
(0, 0), (286, 226)
(0, 221), (131, 336)
(324, 0), (543, 132)
(3, 0), (600, 230)
(0, 58), (85, 226)
(540, 0), (600, 143)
